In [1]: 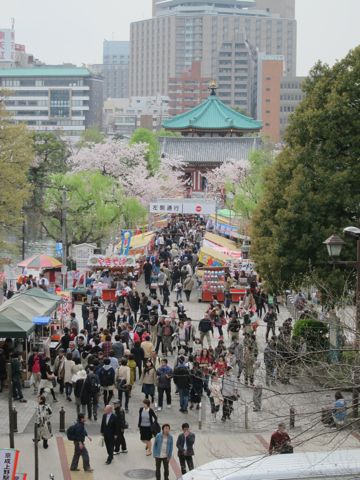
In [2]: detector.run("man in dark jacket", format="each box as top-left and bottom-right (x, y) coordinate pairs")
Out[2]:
(176, 423), (195, 474)
(156, 359), (173, 411)
(198, 313), (212, 347)
(99, 358), (115, 405)
(113, 400), (128, 454)
(173, 356), (191, 413)
(11, 353), (27, 402)
(100, 404), (117, 464)
(143, 259), (153, 288)
(83, 365), (100, 421)
(70, 413), (93, 472)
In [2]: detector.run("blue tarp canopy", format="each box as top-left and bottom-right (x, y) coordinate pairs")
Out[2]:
(32, 316), (51, 325)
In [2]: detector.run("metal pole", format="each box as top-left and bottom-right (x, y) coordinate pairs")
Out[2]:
(352, 238), (360, 418)
(34, 423), (39, 480)
(290, 406), (295, 429)
(59, 406), (65, 432)
(7, 362), (14, 448)
(198, 401), (202, 430)
(13, 407), (18, 433)
(244, 403), (249, 430)
(61, 190), (67, 290)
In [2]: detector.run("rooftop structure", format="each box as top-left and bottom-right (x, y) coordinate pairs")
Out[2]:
(163, 83), (261, 136)
(0, 66), (103, 140)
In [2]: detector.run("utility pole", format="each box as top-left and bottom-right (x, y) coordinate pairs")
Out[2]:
(61, 189), (67, 289)
(7, 362), (14, 448)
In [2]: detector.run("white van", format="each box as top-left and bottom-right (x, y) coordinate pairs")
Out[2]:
(181, 449), (360, 479)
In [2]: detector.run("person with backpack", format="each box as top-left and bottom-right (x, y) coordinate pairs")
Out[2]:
(227, 316), (241, 341)
(173, 356), (191, 413)
(99, 358), (115, 405)
(67, 413), (93, 472)
(83, 365), (100, 421)
(198, 313), (212, 347)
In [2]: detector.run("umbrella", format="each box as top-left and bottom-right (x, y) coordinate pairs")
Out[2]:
(17, 254), (63, 269)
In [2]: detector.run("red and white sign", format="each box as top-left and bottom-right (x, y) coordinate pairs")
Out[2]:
(0, 449), (19, 480)
(150, 198), (216, 215)
(195, 205), (202, 213)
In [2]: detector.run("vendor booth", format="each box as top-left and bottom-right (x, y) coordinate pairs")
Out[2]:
(0, 288), (64, 366)
(86, 255), (138, 301)
(128, 232), (155, 257)
(17, 254), (63, 291)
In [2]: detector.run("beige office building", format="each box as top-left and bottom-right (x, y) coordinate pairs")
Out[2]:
(130, 0), (297, 98)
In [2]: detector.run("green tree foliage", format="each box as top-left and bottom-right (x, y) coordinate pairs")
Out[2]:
(293, 318), (329, 353)
(231, 144), (275, 220)
(130, 128), (160, 173)
(0, 98), (33, 251)
(76, 127), (105, 147)
(251, 47), (360, 294)
(156, 128), (181, 138)
(41, 171), (146, 247)
(26, 132), (70, 239)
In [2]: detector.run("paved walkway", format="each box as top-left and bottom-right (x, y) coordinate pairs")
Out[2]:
(0, 283), (357, 478)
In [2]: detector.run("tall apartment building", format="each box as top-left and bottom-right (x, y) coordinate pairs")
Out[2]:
(130, 0), (296, 101)
(257, 53), (284, 142)
(168, 61), (210, 116)
(252, 0), (295, 19)
(280, 76), (305, 136)
(0, 67), (103, 140)
(102, 40), (129, 100)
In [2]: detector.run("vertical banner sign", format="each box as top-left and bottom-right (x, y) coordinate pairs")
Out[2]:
(0, 449), (19, 480)
(119, 230), (132, 256)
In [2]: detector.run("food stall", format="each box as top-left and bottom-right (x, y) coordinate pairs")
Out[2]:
(17, 254), (63, 291)
(128, 232), (156, 258)
(87, 255), (138, 301)
(198, 245), (247, 303)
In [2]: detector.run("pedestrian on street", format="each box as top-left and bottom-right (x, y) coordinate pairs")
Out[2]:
(221, 366), (238, 422)
(183, 275), (194, 301)
(100, 404), (117, 465)
(156, 358), (173, 411)
(198, 313), (212, 347)
(173, 355), (191, 413)
(140, 359), (157, 404)
(35, 395), (52, 449)
(28, 346), (42, 395)
(74, 369), (87, 415)
(153, 424), (173, 480)
(39, 357), (57, 402)
(113, 400), (128, 454)
(99, 358), (115, 405)
(115, 358), (131, 412)
(138, 398), (158, 456)
(83, 365), (100, 421)
(176, 422), (195, 475)
(269, 422), (293, 454)
(69, 413), (93, 472)
(264, 306), (277, 342)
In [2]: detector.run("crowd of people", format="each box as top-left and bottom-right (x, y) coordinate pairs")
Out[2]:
(0, 215), (350, 478)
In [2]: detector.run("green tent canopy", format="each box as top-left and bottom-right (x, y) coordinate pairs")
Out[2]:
(0, 288), (62, 339)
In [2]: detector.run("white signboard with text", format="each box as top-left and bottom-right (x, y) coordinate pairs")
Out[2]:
(149, 199), (216, 215)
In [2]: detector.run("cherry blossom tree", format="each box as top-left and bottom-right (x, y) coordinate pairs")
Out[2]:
(205, 158), (246, 199)
(69, 139), (186, 205)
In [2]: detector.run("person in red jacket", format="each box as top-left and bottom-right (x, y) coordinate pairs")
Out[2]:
(269, 423), (293, 454)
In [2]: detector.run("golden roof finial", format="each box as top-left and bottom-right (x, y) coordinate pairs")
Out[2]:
(209, 80), (217, 96)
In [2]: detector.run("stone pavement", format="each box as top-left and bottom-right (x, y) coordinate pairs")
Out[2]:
(4, 427), (360, 480)
(0, 283), (358, 478)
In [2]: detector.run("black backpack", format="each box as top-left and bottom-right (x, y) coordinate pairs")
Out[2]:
(66, 424), (77, 441)
(87, 373), (100, 393)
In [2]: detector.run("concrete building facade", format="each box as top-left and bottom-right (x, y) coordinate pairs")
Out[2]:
(103, 95), (170, 136)
(280, 76), (305, 136)
(257, 53), (284, 142)
(168, 61), (211, 116)
(102, 40), (129, 100)
(130, 0), (297, 99)
(0, 67), (103, 140)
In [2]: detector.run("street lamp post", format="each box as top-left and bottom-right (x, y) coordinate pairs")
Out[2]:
(324, 227), (360, 418)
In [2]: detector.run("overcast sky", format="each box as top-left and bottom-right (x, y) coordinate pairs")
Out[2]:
(1, 0), (359, 76)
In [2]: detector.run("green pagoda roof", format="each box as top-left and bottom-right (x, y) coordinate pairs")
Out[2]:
(163, 94), (262, 132)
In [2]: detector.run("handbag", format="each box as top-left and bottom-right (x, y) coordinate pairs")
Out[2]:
(150, 421), (161, 437)
(280, 444), (294, 454)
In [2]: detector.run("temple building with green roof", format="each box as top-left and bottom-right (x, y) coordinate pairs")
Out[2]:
(160, 82), (262, 193)
(163, 81), (262, 137)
